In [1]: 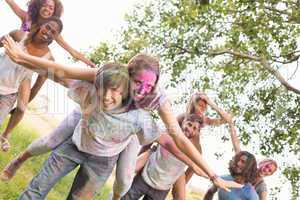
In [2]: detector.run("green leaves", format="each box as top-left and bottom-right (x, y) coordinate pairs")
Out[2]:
(86, 0), (300, 197)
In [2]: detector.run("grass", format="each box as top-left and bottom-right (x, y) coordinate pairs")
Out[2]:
(0, 120), (204, 200)
(0, 121), (110, 200)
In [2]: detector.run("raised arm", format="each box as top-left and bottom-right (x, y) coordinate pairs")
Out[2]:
(3, 35), (96, 81)
(55, 35), (96, 67)
(229, 123), (241, 154)
(5, 0), (27, 22)
(200, 94), (233, 125)
(158, 102), (242, 191)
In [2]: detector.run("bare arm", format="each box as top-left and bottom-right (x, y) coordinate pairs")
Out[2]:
(158, 102), (242, 191)
(5, 0), (27, 22)
(259, 191), (268, 200)
(204, 185), (218, 200)
(172, 175), (186, 200)
(1, 79), (31, 139)
(0, 30), (24, 47)
(157, 134), (207, 177)
(55, 34), (96, 67)
(135, 149), (152, 174)
(28, 75), (47, 102)
(3, 35), (97, 81)
(229, 123), (241, 153)
(200, 94), (232, 125)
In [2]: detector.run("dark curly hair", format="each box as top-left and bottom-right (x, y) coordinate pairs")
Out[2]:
(229, 151), (257, 183)
(25, 16), (63, 45)
(27, 0), (63, 25)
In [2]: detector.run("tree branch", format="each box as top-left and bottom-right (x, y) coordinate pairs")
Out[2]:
(260, 59), (300, 94)
(209, 49), (300, 94)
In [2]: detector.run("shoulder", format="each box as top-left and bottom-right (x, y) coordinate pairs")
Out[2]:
(9, 30), (25, 42)
(255, 179), (267, 193)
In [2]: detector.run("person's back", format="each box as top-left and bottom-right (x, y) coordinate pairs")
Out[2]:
(142, 144), (186, 190)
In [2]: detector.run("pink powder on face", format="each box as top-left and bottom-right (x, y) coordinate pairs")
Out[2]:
(132, 70), (157, 101)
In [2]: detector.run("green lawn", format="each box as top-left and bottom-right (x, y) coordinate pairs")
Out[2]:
(0, 121), (110, 200)
(0, 120), (204, 200)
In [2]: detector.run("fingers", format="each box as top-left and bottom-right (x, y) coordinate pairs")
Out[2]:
(227, 181), (243, 188)
(222, 186), (230, 192)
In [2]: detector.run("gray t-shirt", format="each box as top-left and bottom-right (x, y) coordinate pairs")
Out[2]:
(142, 145), (186, 190)
(255, 180), (267, 196)
(68, 81), (160, 157)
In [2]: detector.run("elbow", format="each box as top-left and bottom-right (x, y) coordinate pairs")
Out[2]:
(16, 106), (27, 114)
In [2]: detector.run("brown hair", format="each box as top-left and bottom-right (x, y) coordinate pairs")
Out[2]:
(181, 114), (203, 127)
(229, 151), (257, 183)
(128, 53), (160, 88)
(27, 0), (63, 25)
(95, 63), (129, 101)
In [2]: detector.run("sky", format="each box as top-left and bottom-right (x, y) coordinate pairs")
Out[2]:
(1, 1), (298, 198)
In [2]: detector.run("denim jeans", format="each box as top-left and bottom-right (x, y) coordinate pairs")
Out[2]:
(19, 139), (119, 200)
(121, 173), (169, 200)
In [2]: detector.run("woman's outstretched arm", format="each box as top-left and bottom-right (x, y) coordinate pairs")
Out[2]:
(3, 35), (97, 81)
(5, 0), (27, 22)
(55, 35), (96, 68)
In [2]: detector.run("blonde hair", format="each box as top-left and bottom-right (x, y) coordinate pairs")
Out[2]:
(186, 93), (207, 115)
(258, 159), (278, 175)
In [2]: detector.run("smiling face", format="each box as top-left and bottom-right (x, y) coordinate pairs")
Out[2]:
(101, 85), (124, 111)
(194, 98), (207, 115)
(34, 20), (60, 44)
(259, 161), (277, 177)
(39, 0), (55, 19)
(130, 69), (157, 102)
(234, 155), (248, 174)
(181, 119), (201, 138)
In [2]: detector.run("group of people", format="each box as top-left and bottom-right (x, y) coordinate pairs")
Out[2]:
(0, 0), (278, 200)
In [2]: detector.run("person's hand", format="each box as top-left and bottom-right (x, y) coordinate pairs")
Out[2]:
(224, 112), (233, 124)
(198, 93), (211, 104)
(212, 176), (243, 192)
(86, 60), (97, 68)
(2, 35), (26, 64)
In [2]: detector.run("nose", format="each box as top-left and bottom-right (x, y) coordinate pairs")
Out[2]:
(137, 85), (147, 95)
(103, 89), (112, 100)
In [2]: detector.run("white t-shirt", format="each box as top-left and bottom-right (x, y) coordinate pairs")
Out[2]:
(0, 36), (51, 95)
(142, 144), (186, 190)
(68, 81), (160, 157)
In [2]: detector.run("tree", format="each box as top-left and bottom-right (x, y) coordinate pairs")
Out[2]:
(88, 0), (300, 198)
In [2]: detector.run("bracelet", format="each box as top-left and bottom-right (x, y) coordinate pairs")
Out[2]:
(209, 174), (218, 182)
(150, 143), (158, 152)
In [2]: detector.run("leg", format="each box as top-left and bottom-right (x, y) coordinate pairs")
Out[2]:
(112, 136), (140, 200)
(0, 93), (17, 151)
(18, 140), (83, 200)
(147, 188), (169, 200)
(121, 173), (150, 200)
(0, 93), (17, 125)
(67, 153), (119, 200)
(27, 109), (81, 155)
(0, 109), (81, 181)
(172, 174), (186, 200)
